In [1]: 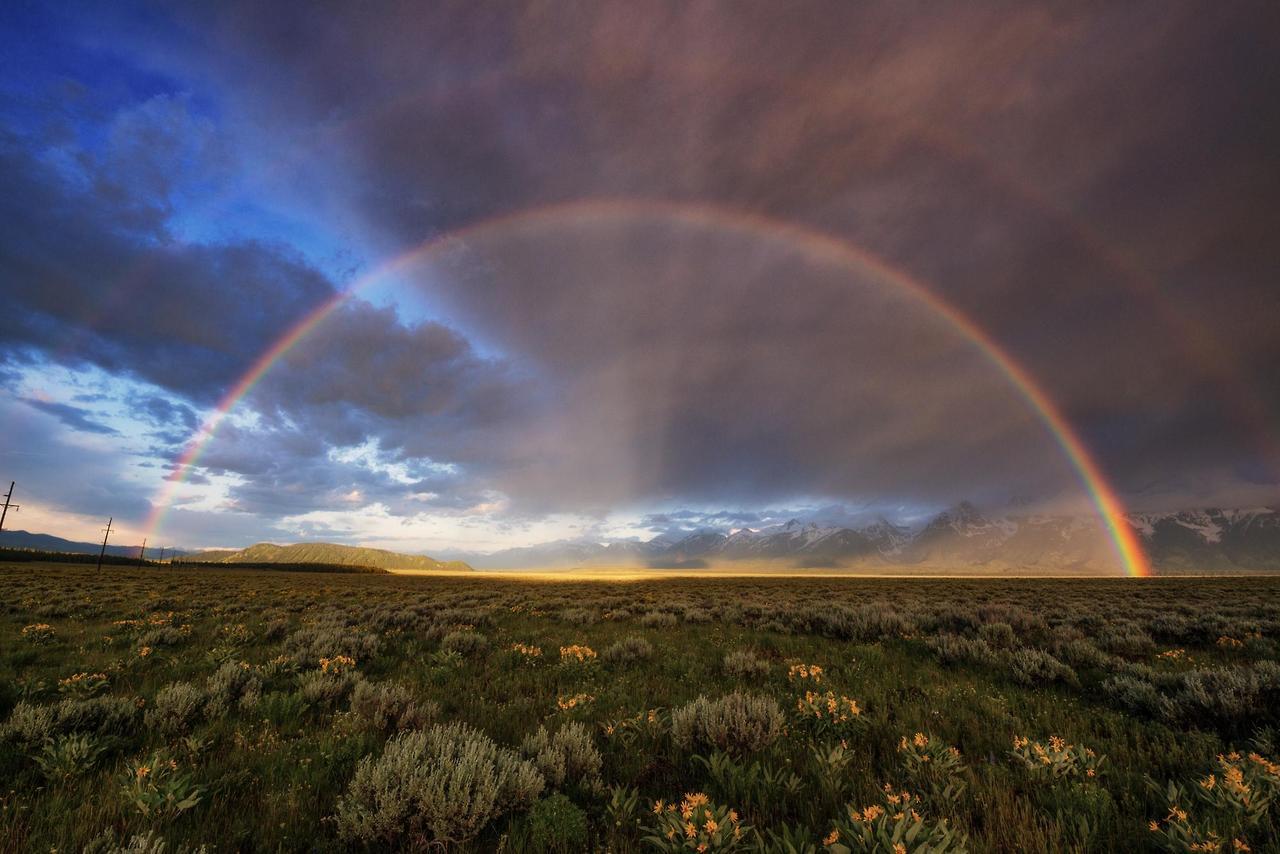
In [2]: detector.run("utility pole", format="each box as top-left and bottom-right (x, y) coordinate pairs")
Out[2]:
(136, 538), (147, 569)
(0, 481), (18, 533)
(158, 546), (166, 565)
(97, 517), (112, 572)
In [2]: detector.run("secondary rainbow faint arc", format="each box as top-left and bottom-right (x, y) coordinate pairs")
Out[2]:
(144, 198), (1152, 577)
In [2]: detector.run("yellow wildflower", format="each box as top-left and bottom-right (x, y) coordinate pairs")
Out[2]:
(559, 644), (597, 663)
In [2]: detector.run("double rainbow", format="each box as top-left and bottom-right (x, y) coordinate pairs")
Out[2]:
(144, 199), (1151, 577)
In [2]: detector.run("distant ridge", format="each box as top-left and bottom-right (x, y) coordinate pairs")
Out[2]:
(179, 542), (472, 572)
(0, 529), (180, 559)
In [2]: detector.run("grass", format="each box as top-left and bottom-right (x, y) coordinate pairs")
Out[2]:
(1, 562), (1278, 851)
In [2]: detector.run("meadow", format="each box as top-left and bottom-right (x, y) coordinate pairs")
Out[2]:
(2, 563), (1279, 852)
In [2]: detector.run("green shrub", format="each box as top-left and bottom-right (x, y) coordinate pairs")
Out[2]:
(527, 793), (589, 853)
(722, 649), (770, 679)
(671, 692), (784, 756)
(1102, 675), (1169, 718)
(1056, 638), (1113, 670)
(1006, 648), (1078, 687)
(927, 634), (998, 667)
(334, 722), (544, 847)
(284, 624), (381, 662)
(259, 691), (308, 728)
(559, 608), (599, 625)
(521, 721), (603, 792)
(640, 611), (679, 628)
(298, 669), (361, 708)
(145, 682), (205, 737)
(204, 661), (261, 717)
(601, 636), (654, 666)
(349, 680), (437, 733)
(1172, 661), (1280, 727)
(814, 603), (912, 642)
(52, 696), (140, 739)
(138, 626), (186, 648)
(440, 630), (489, 658)
(978, 622), (1017, 650)
(1, 700), (57, 748)
(1097, 624), (1156, 657)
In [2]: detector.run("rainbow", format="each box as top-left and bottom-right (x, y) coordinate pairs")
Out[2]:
(144, 199), (1152, 577)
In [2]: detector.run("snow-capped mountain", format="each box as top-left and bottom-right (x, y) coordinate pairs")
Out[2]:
(1132, 508), (1280, 570)
(456, 505), (1280, 572)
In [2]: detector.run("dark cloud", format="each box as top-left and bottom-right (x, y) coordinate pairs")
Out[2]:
(21, 398), (118, 435)
(129, 393), (199, 432)
(151, 0), (1280, 509)
(193, 418), (493, 519)
(0, 127), (335, 405)
(249, 300), (532, 463)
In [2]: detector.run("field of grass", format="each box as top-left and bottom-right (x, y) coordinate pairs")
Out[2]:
(2, 562), (1279, 852)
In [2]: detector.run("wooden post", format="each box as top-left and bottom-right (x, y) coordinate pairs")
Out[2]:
(97, 517), (113, 572)
(0, 482), (17, 533)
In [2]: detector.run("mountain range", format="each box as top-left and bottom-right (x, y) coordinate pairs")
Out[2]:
(449, 504), (1280, 573)
(0, 532), (470, 573)
(0, 530), (190, 560)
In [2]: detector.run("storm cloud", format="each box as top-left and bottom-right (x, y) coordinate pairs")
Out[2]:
(161, 0), (1280, 502)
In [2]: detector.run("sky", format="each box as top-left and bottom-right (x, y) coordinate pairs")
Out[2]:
(1, 1), (1278, 554)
